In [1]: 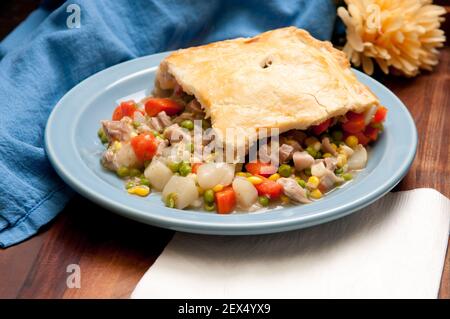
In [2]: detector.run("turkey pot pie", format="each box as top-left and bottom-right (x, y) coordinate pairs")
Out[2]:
(98, 27), (388, 213)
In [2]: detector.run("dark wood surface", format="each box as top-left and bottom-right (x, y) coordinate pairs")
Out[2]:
(0, 48), (448, 299)
(0, 2), (449, 299)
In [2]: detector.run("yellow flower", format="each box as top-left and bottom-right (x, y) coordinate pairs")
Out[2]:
(338, 0), (446, 77)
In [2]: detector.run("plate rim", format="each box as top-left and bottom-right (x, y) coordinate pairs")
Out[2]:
(44, 52), (418, 235)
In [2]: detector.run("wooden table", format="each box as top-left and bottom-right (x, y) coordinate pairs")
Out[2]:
(0, 47), (448, 298)
(0, 2), (449, 298)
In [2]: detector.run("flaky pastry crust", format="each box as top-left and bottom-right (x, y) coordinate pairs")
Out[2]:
(155, 27), (380, 150)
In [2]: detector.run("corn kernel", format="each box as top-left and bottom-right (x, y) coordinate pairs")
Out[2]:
(268, 173), (280, 181)
(307, 176), (320, 189)
(212, 184), (224, 192)
(337, 154), (347, 168)
(113, 141), (122, 152)
(312, 141), (322, 151)
(345, 135), (359, 148)
(305, 136), (319, 146)
(236, 172), (247, 177)
(127, 185), (150, 197)
(310, 189), (323, 199)
(323, 152), (332, 158)
(330, 143), (338, 152)
(281, 195), (290, 204)
(247, 176), (263, 185)
(197, 186), (204, 195)
(295, 177), (307, 188)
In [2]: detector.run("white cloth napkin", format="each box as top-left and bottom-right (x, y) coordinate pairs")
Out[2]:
(132, 188), (450, 299)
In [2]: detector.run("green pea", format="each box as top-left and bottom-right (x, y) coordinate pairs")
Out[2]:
(258, 196), (269, 207)
(304, 168), (312, 176)
(151, 130), (162, 138)
(204, 202), (216, 212)
(315, 151), (323, 159)
(129, 168), (141, 177)
(165, 193), (177, 208)
(132, 121), (141, 129)
(97, 127), (103, 138)
(203, 189), (215, 204)
(180, 120), (194, 130)
(116, 166), (129, 178)
(334, 167), (344, 175)
(297, 179), (306, 188)
(331, 130), (344, 142)
(371, 122), (384, 131)
(97, 128), (108, 144)
(305, 146), (317, 158)
(125, 181), (135, 189)
(179, 162), (192, 176)
(168, 161), (180, 173)
(342, 173), (353, 181)
(278, 164), (292, 177)
(140, 178), (151, 187)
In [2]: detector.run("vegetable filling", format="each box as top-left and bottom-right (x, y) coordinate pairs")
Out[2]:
(98, 86), (387, 214)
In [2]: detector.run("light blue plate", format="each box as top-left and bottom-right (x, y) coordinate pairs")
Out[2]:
(45, 52), (417, 235)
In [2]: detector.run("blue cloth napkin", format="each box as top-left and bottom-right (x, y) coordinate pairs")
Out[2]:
(0, 0), (336, 247)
